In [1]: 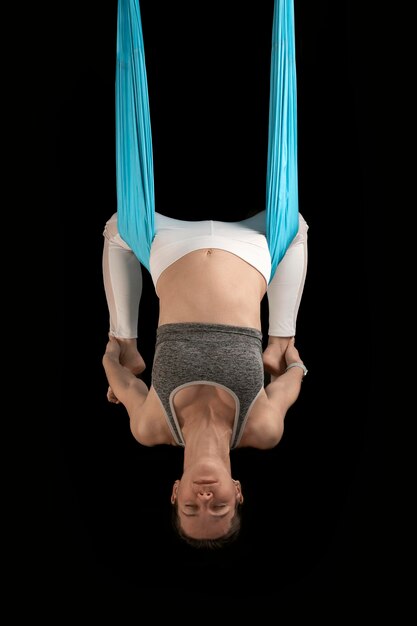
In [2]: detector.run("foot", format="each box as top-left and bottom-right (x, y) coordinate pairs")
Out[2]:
(116, 338), (146, 376)
(107, 337), (146, 404)
(263, 336), (293, 378)
(107, 386), (120, 404)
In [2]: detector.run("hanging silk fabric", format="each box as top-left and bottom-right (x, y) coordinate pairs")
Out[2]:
(115, 0), (299, 281)
(115, 0), (154, 272)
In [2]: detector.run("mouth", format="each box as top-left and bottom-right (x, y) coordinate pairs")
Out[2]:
(193, 480), (218, 485)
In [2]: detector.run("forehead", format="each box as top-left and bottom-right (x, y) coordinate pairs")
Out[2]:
(180, 514), (232, 540)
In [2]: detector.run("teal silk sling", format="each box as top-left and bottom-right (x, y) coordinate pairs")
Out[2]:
(116, 0), (299, 282)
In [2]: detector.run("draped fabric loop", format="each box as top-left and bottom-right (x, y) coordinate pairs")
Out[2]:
(116, 0), (298, 282)
(116, 0), (155, 270)
(266, 0), (299, 280)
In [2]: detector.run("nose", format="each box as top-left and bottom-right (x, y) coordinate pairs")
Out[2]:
(197, 489), (213, 500)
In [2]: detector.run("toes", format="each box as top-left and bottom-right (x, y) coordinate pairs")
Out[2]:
(107, 387), (120, 404)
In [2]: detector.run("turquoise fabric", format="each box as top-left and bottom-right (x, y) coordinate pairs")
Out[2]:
(115, 0), (298, 281)
(116, 0), (155, 271)
(266, 0), (299, 279)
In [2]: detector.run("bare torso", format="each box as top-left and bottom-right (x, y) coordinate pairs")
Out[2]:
(156, 248), (267, 328)
(133, 249), (282, 449)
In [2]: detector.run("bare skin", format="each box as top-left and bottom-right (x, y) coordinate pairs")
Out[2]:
(155, 248), (266, 328)
(170, 388), (243, 539)
(107, 248), (267, 402)
(103, 249), (306, 539)
(105, 249), (305, 420)
(263, 336), (293, 378)
(103, 333), (304, 539)
(107, 335), (290, 400)
(106, 338), (146, 403)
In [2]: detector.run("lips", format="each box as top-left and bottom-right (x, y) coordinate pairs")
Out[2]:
(193, 480), (218, 485)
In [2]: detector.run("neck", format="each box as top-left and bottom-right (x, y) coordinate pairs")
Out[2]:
(182, 404), (233, 471)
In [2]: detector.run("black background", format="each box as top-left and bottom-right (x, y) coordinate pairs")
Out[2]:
(55, 0), (389, 614)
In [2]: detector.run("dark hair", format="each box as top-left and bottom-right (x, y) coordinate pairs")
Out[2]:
(171, 501), (243, 549)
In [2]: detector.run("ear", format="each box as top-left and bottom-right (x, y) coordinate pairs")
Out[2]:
(233, 479), (244, 504)
(170, 479), (180, 504)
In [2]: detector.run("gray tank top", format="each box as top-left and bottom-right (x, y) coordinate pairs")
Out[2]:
(152, 323), (264, 449)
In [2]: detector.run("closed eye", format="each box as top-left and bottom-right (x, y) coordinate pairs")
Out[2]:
(181, 504), (230, 517)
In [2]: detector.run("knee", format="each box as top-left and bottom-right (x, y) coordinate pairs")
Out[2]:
(294, 213), (308, 243)
(103, 213), (119, 241)
(298, 213), (308, 235)
(103, 212), (133, 251)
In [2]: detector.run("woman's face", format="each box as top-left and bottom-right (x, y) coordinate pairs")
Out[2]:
(171, 472), (243, 540)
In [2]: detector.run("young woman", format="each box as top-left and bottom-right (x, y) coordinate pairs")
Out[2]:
(103, 0), (305, 549)
(102, 208), (308, 548)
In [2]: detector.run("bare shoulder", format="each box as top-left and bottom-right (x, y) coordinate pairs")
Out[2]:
(128, 386), (177, 446)
(238, 391), (285, 449)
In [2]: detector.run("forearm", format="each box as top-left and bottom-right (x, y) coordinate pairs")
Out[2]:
(265, 369), (304, 411)
(281, 369), (304, 407)
(267, 213), (308, 337)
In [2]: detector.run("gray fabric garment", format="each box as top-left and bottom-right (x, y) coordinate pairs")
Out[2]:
(152, 323), (264, 448)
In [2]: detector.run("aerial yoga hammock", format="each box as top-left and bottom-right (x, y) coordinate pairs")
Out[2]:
(115, 0), (298, 282)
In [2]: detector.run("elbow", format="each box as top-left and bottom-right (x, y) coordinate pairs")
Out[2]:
(270, 421), (284, 447)
(129, 418), (153, 447)
(129, 420), (144, 445)
(259, 420), (284, 449)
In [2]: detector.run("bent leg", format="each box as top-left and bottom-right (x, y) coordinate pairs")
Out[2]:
(103, 212), (143, 338)
(267, 213), (308, 337)
(263, 213), (308, 376)
(102, 212), (145, 378)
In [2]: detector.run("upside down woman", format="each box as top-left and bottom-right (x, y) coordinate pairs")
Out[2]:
(102, 0), (307, 548)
